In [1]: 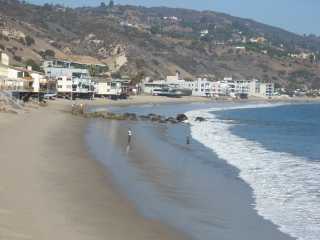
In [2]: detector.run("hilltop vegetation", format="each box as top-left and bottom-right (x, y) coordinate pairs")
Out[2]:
(0, 0), (319, 89)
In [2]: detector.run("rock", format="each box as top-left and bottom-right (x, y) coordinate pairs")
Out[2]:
(159, 119), (167, 124)
(139, 115), (150, 121)
(176, 114), (188, 122)
(150, 115), (163, 122)
(123, 113), (138, 121)
(195, 117), (206, 122)
(148, 113), (157, 118)
(166, 117), (178, 124)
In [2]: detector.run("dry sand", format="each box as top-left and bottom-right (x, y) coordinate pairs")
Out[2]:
(0, 103), (186, 240)
(64, 95), (216, 107)
(53, 95), (320, 110)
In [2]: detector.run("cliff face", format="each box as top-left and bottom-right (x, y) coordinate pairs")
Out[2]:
(0, 1), (319, 88)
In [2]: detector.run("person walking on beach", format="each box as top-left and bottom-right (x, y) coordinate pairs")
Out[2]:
(128, 128), (133, 144)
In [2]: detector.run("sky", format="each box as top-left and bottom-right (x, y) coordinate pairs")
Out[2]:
(29, 0), (320, 36)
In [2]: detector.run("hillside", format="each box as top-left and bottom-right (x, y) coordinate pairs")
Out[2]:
(0, 0), (320, 89)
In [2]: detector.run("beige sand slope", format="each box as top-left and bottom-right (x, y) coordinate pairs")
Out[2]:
(0, 104), (185, 240)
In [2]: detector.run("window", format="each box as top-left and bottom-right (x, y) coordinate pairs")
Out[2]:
(18, 72), (23, 78)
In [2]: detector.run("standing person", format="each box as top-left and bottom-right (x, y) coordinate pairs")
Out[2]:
(186, 135), (190, 145)
(128, 128), (133, 144)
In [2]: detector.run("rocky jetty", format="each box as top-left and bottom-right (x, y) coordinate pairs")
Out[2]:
(71, 104), (195, 124)
(72, 104), (208, 125)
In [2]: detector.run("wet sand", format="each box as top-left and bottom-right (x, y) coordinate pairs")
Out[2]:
(0, 103), (186, 240)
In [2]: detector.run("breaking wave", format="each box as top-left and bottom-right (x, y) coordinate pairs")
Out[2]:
(187, 104), (320, 240)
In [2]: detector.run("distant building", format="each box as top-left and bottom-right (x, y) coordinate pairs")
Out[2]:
(249, 37), (266, 44)
(213, 78), (274, 98)
(185, 78), (214, 97)
(0, 52), (9, 66)
(163, 16), (179, 21)
(142, 74), (274, 99)
(200, 29), (209, 37)
(289, 52), (314, 60)
(0, 27), (26, 40)
(142, 75), (213, 97)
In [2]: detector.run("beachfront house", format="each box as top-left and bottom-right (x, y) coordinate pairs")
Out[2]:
(43, 59), (100, 99)
(1, 65), (32, 91)
(0, 53), (47, 96)
(56, 75), (95, 99)
(95, 79), (129, 99)
(188, 78), (214, 97)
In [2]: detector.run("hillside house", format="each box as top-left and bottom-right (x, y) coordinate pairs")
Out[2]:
(249, 37), (266, 44)
(0, 27), (25, 40)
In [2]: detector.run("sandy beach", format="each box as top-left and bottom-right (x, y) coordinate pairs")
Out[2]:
(0, 102), (186, 240)
(0, 95), (318, 240)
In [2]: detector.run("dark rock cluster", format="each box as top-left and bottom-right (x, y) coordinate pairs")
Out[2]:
(72, 105), (206, 124)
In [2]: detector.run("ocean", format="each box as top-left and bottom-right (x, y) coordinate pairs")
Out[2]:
(86, 102), (319, 240)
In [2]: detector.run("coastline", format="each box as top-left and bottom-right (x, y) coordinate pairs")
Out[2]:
(1, 96), (318, 239)
(85, 101), (297, 240)
(52, 95), (320, 110)
(0, 103), (186, 240)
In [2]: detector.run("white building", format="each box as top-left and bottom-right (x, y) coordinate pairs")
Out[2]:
(142, 76), (213, 97)
(200, 29), (209, 37)
(56, 76), (72, 93)
(185, 78), (214, 97)
(0, 52), (9, 66)
(211, 78), (274, 98)
(56, 76), (95, 98)
(43, 59), (101, 99)
(259, 82), (274, 98)
(143, 75), (274, 99)
(95, 79), (129, 97)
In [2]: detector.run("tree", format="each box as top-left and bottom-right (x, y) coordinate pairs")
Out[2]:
(111, 71), (121, 79)
(88, 65), (99, 77)
(13, 55), (22, 62)
(25, 59), (41, 72)
(25, 35), (35, 46)
(108, 0), (114, 8)
(131, 72), (145, 85)
(151, 25), (161, 35)
(100, 2), (106, 8)
(41, 49), (55, 59)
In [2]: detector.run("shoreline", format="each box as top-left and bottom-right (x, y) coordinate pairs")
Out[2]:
(85, 102), (296, 240)
(1, 97), (317, 239)
(0, 103), (187, 240)
(51, 95), (320, 111)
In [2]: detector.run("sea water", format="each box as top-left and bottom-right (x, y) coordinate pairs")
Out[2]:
(187, 103), (320, 240)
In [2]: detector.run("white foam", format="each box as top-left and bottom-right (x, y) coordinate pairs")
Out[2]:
(187, 104), (320, 240)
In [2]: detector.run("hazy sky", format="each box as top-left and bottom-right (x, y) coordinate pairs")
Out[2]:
(29, 0), (320, 35)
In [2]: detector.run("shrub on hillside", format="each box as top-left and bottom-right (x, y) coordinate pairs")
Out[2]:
(25, 35), (35, 46)
(13, 55), (22, 62)
(25, 59), (41, 72)
(40, 49), (55, 59)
